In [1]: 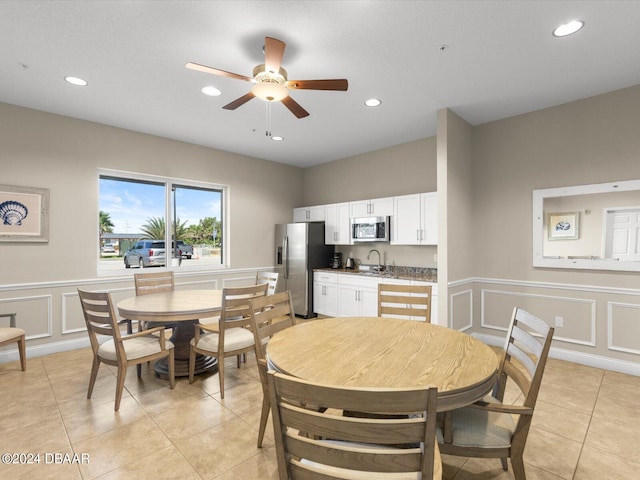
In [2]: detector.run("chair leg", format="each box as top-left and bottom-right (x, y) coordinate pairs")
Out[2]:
(511, 455), (526, 480)
(257, 393), (270, 448)
(189, 347), (196, 384)
(500, 457), (508, 471)
(87, 357), (100, 399)
(218, 353), (225, 399)
(136, 363), (142, 377)
(169, 349), (175, 389)
(18, 334), (26, 371)
(114, 364), (127, 411)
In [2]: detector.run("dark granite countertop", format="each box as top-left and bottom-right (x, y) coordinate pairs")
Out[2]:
(314, 267), (437, 283)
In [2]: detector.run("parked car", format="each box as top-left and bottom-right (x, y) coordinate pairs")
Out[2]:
(101, 243), (116, 254)
(176, 240), (193, 259)
(123, 240), (166, 268)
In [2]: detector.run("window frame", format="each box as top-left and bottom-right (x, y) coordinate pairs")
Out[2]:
(97, 168), (229, 276)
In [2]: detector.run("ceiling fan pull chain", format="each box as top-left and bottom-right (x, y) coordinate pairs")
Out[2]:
(266, 102), (272, 137)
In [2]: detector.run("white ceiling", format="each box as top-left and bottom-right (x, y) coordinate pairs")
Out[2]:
(1, 1), (640, 168)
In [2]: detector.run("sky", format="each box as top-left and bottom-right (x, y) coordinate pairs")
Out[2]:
(99, 178), (222, 234)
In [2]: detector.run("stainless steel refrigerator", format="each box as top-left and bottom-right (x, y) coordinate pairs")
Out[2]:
(275, 222), (335, 318)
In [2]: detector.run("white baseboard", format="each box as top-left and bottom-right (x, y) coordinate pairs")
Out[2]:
(473, 332), (640, 377)
(0, 337), (91, 364)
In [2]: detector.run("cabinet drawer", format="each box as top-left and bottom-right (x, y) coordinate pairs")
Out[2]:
(315, 272), (338, 283)
(338, 274), (381, 288)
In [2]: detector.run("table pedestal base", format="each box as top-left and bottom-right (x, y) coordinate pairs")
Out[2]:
(152, 318), (218, 378)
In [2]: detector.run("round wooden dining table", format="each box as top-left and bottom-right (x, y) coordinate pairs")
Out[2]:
(117, 289), (222, 378)
(267, 316), (499, 411)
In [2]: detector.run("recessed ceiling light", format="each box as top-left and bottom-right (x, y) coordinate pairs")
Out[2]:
(271, 136), (284, 141)
(201, 86), (221, 96)
(553, 20), (584, 37)
(64, 76), (87, 86)
(365, 98), (381, 107)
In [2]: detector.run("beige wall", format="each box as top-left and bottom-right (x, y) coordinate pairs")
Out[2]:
(0, 103), (302, 284)
(302, 137), (439, 268)
(0, 102), (302, 357)
(466, 85), (640, 373)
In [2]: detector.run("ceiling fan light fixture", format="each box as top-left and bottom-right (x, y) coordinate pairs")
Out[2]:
(553, 20), (584, 37)
(252, 82), (289, 102)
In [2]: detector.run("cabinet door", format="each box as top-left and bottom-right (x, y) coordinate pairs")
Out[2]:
(293, 207), (308, 223)
(308, 205), (325, 222)
(324, 283), (338, 317)
(325, 204), (338, 244)
(370, 197), (394, 217)
(338, 285), (360, 317)
(313, 281), (326, 314)
(293, 205), (325, 223)
(335, 202), (351, 245)
(350, 200), (370, 218)
(420, 192), (438, 245)
(392, 194), (421, 245)
(359, 287), (379, 316)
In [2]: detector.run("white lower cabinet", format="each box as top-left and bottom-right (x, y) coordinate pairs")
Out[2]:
(338, 275), (380, 317)
(313, 272), (338, 317)
(314, 272), (437, 321)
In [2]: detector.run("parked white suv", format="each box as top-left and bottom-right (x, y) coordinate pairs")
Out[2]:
(123, 240), (165, 268)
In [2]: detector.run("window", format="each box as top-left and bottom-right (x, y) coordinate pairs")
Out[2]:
(98, 170), (226, 274)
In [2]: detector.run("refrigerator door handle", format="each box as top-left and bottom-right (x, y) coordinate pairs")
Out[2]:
(283, 236), (289, 279)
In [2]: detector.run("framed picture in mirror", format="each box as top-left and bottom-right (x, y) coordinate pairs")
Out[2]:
(547, 211), (579, 240)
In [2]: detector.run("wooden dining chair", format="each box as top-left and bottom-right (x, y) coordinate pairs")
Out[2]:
(256, 271), (279, 295)
(248, 290), (296, 448)
(189, 283), (268, 397)
(378, 283), (432, 322)
(77, 289), (175, 411)
(0, 313), (26, 371)
(268, 370), (441, 480)
(438, 307), (554, 480)
(133, 271), (176, 330)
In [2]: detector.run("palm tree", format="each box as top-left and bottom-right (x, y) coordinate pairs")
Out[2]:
(140, 216), (189, 240)
(99, 211), (115, 249)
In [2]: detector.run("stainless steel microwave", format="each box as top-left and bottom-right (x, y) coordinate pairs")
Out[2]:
(351, 216), (390, 242)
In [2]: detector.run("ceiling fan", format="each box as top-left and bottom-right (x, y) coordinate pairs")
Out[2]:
(186, 36), (348, 119)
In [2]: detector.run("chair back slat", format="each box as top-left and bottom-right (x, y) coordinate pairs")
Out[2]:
(249, 291), (296, 362)
(78, 289), (123, 353)
(256, 271), (279, 295)
(496, 307), (554, 408)
(268, 371), (439, 480)
(134, 271), (175, 296)
(378, 283), (432, 322)
(220, 283), (269, 330)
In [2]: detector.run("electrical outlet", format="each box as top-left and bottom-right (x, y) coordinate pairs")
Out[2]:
(555, 316), (564, 327)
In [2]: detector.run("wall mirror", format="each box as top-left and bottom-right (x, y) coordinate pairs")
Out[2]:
(533, 179), (640, 272)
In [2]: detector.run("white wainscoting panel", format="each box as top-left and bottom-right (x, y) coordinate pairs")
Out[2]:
(607, 301), (640, 355)
(481, 289), (596, 347)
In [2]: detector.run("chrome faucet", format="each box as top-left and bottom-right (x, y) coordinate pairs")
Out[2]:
(367, 249), (382, 271)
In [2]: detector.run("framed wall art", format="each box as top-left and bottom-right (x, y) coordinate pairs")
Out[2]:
(547, 211), (579, 241)
(0, 184), (50, 243)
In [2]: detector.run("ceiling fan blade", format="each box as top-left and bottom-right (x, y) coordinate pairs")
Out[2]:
(264, 37), (285, 73)
(286, 79), (348, 91)
(281, 96), (310, 118)
(223, 92), (256, 110)
(186, 62), (253, 82)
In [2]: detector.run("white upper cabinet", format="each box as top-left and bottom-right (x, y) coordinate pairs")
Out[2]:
(350, 197), (394, 218)
(325, 202), (352, 245)
(293, 205), (325, 223)
(392, 192), (438, 245)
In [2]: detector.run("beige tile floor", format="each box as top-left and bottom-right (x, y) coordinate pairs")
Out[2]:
(1, 347), (639, 479)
